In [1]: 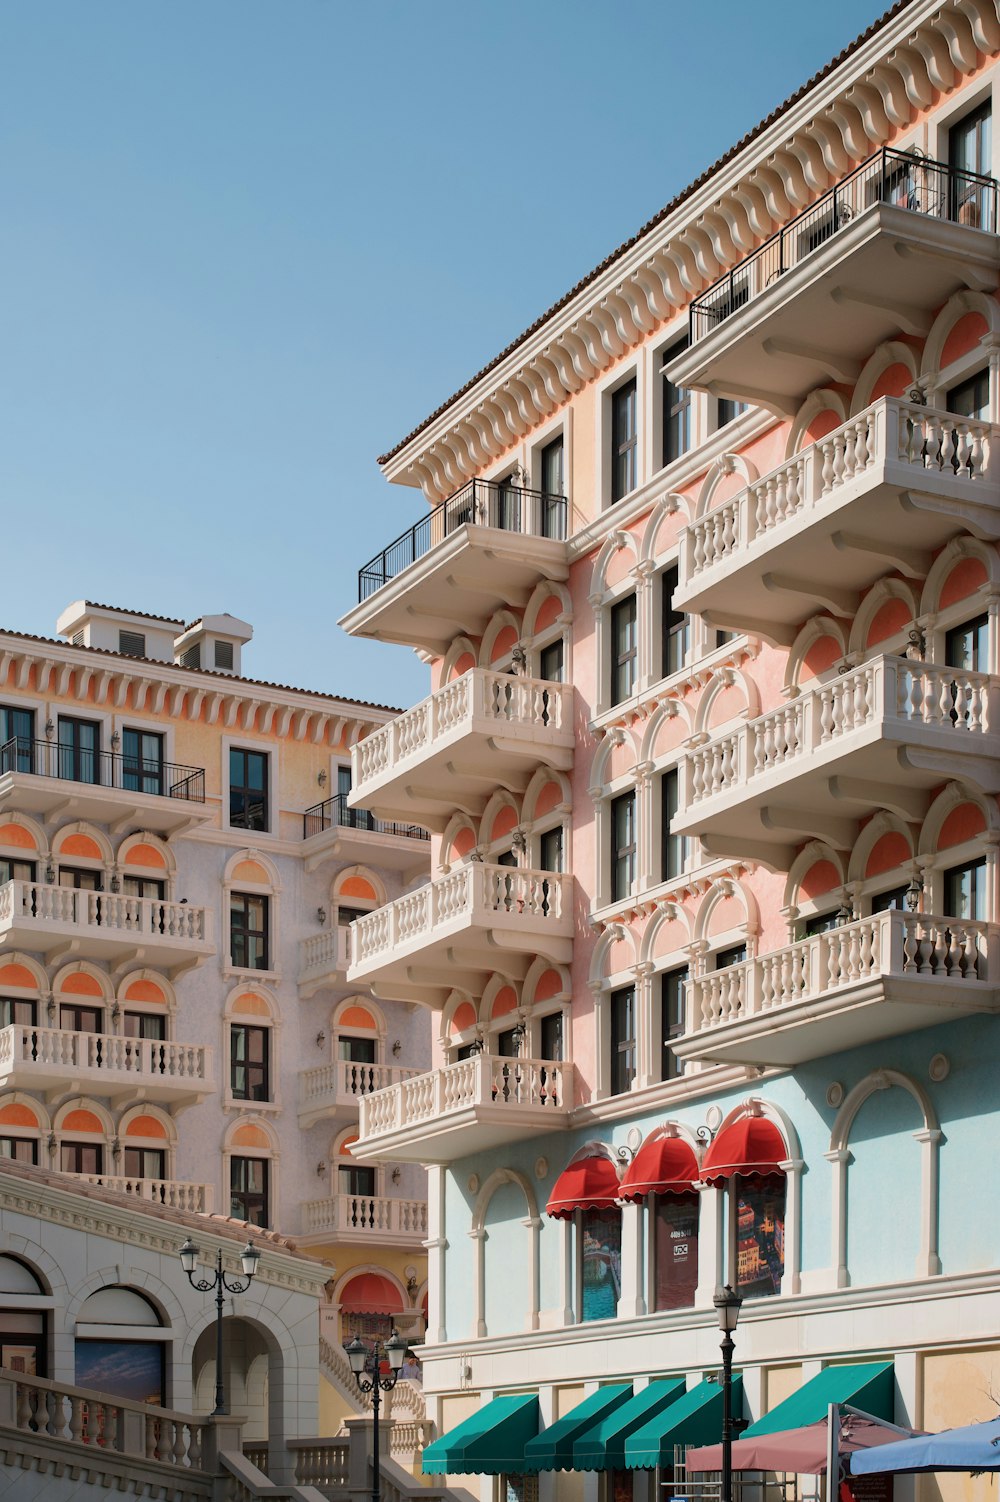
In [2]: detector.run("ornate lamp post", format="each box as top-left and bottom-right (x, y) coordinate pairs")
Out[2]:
(714, 1283), (743, 1502)
(345, 1331), (407, 1502)
(179, 1237), (261, 1416)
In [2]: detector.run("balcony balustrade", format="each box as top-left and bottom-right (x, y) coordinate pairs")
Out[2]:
(0, 736), (209, 835)
(75, 1174), (212, 1212)
(0, 881), (214, 973)
(301, 793), (430, 874)
(299, 1191), (428, 1244)
(676, 654), (1000, 869)
(350, 668), (574, 833)
(298, 1057), (420, 1128)
(674, 909), (1000, 1067)
(0, 1024), (214, 1105)
(667, 147), (1000, 412)
(355, 1052), (572, 1162)
(298, 924), (352, 998)
(340, 477), (569, 656)
(347, 863), (573, 1006)
(676, 397), (1000, 643)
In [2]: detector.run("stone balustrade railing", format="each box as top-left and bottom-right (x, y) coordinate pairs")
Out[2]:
(680, 396), (998, 586)
(0, 1023), (212, 1089)
(1, 1366), (204, 1467)
(685, 654), (997, 808)
(302, 1191), (428, 1238)
(689, 910), (1000, 1034)
(359, 1052), (571, 1141)
(299, 925), (351, 979)
(299, 1058), (418, 1111)
(76, 1173), (211, 1212)
(0, 880), (211, 943)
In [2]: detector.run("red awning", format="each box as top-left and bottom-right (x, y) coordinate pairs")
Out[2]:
(339, 1273), (405, 1315)
(546, 1153), (622, 1218)
(619, 1129), (699, 1202)
(700, 1114), (786, 1187)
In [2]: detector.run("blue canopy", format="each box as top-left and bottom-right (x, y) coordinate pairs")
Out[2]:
(850, 1418), (1000, 1475)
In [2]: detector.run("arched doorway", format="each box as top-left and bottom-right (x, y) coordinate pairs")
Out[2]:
(192, 1316), (281, 1444)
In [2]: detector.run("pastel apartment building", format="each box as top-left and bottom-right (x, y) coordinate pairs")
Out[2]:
(340, 2), (1000, 1500)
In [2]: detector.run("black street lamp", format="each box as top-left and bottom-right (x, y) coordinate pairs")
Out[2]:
(180, 1237), (262, 1417)
(345, 1331), (407, 1502)
(714, 1283), (744, 1502)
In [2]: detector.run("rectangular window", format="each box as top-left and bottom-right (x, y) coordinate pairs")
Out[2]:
(661, 768), (685, 883)
(540, 1011), (563, 1062)
(0, 997), (36, 1028)
(230, 1156), (269, 1227)
(0, 858), (36, 886)
(339, 1163), (376, 1196)
(539, 640), (564, 683)
(231, 1024), (270, 1101)
(0, 1136), (37, 1165)
(947, 370), (990, 422)
(661, 339), (691, 467)
(540, 826), (564, 873)
(944, 858), (987, 921)
(540, 436), (566, 539)
(652, 1193), (699, 1311)
(496, 1026), (520, 1058)
(610, 792), (636, 903)
(123, 876), (166, 902)
(60, 1003), (103, 1033)
(124, 1011), (166, 1041)
(610, 595), (637, 706)
(715, 943), (747, 970)
(123, 1146), (166, 1179)
(118, 630), (146, 657)
(718, 398), (749, 427)
(946, 614), (989, 671)
(76, 1340), (162, 1407)
(611, 379), (638, 503)
(735, 1181), (785, 1298)
(122, 729), (164, 797)
(57, 716), (100, 786)
(661, 967), (688, 1081)
(803, 910), (839, 936)
(0, 705), (35, 775)
(661, 565), (689, 678)
(339, 1035), (376, 1064)
(229, 748), (269, 832)
(230, 892), (270, 970)
(60, 1142), (103, 1175)
(580, 1207), (622, 1322)
(336, 762), (375, 832)
(610, 985), (636, 1096)
(950, 100), (992, 225)
(871, 884), (909, 914)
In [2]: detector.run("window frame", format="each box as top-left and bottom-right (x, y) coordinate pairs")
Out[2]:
(610, 594), (638, 707)
(610, 790), (637, 904)
(230, 1022), (271, 1103)
(230, 1154), (270, 1228)
(610, 376), (639, 505)
(229, 891), (271, 972)
(228, 747), (271, 833)
(609, 984), (636, 1096)
(661, 337), (691, 469)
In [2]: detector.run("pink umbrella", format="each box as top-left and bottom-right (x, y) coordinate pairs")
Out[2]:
(686, 1415), (918, 1475)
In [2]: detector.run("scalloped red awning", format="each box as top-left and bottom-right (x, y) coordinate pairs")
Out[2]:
(700, 1116), (786, 1187)
(619, 1133), (700, 1202)
(546, 1155), (622, 1219)
(339, 1273), (405, 1315)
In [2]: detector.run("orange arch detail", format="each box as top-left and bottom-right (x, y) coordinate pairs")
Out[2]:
(0, 1103), (39, 1127)
(58, 834), (103, 860)
(340, 1005), (376, 1030)
(232, 992), (270, 1017)
(491, 987), (518, 1020)
(232, 860), (268, 885)
(534, 968), (563, 1002)
(59, 972), (104, 998)
(940, 803), (986, 849)
(125, 1114), (167, 1140)
(232, 1124), (270, 1149)
(123, 979), (166, 1005)
(0, 964), (39, 991)
(123, 843), (167, 870)
(450, 1002), (477, 1034)
(0, 824), (38, 851)
(62, 1109), (103, 1133)
(339, 876), (376, 901)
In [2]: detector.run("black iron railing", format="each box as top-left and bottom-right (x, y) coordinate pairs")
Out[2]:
(358, 478), (568, 601)
(302, 793), (429, 842)
(689, 147), (999, 343)
(0, 737), (206, 803)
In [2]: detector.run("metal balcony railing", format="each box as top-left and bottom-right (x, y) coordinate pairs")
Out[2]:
(689, 147), (999, 342)
(302, 793), (429, 842)
(358, 478), (568, 601)
(0, 736), (205, 803)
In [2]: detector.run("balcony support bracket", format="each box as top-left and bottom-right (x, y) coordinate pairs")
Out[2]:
(761, 804), (856, 849)
(761, 336), (862, 385)
(702, 379), (798, 420)
(831, 530), (932, 580)
(763, 571), (858, 617)
(699, 833), (797, 873)
(700, 607), (797, 650)
(893, 238), (997, 292)
(829, 774), (927, 823)
(830, 283), (933, 338)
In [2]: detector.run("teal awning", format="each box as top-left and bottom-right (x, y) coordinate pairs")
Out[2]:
(573, 1379), (687, 1471)
(626, 1377), (744, 1469)
(422, 1393), (540, 1475)
(743, 1362), (894, 1437)
(523, 1384), (633, 1473)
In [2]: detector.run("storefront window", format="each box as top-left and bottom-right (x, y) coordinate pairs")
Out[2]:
(652, 1193), (699, 1311)
(580, 1208), (622, 1322)
(735, 1180), (785, 1297)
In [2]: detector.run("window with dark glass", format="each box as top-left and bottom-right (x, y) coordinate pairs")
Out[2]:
(0, 705), (35, 774)
(715, 943), (747, 970)
(610, 985), (636, 1095)
(0, 997), (35, 1028)
(123, 1146), (165, 1179)
(57, 716), (100, 785)
(540, 639), (564, 683)
(871, 884), (909, 914)
(944, 857), (987, 921)
(229, 748), (269, 832)
(340, 1162), (377, 1196)
(718, 398), (749, 427)
(611, 379), (638, 503)
(60, 1003), (103, 1034)
(0, 1136), (37, 1164)
(540, 435), (565, 539)
(496, 1027), (520, 1058)
(230, 892), (269, 970)
(652, 1192), (699, 1310)
(231, 1023), (270, 1101)
(947, 370), (990, 422)
(540, 826), (564, 873)
(949, 100), (992, 224)
(122, 729), (164, 797)
(59, 866), (100, 892)
(230, 1156), (269, 1227)
(338, 905), (364, 965)
(803, 910), (839, 936)
(610, 792), (636, 903)
(946, 614), (989, 671)
(661, 967), (688, 1081)
(580, 1205), (622, 1322)
(540, 1011), (563, 1061)
(735, 1180), (785, 1298)
(124, 1011), (166, 1041)
(0, 858), (36, 886)
(61, 1142), (103, 1175)
(661, 565), (688, 678)
(336, 761), (375, 831)
(610, 595), (638, 705)
(661, 768), (684, 883)
(339, 1034), (376, 1064)
(661, 339), (691, 467)
(124, 875), (165, 903)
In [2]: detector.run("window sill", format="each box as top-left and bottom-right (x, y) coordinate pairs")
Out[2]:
(590, 635), (753, 737)
(223, 1096), (281, 1115)
(223, 964), (282, 984)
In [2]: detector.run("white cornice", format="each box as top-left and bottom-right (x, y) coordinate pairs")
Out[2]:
(383, 0), (999, 500)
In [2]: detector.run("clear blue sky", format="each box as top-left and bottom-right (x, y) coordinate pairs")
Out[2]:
(3, 0), (886, 709)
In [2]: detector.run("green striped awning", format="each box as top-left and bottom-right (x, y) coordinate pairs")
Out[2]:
(422, 1393), (540, 1475)
(573, 1379), (687, 1471)
(742, 1362), (894, 1437)
(626, 1377), (743, 1469)
(523, 1384), (633, 1473)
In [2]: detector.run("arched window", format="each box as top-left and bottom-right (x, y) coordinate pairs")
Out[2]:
(546, 1145), (624, 1324)
(75, 1287), (167, 1406)
(0, 1254), (48, 1376)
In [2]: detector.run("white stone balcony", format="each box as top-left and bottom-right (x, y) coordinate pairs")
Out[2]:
(675, 909), (1000, 1068)
(300, 794), (430, 876)
(298, 1058), (420, 1128)
(0, 882), (214, 974)
(0, 1024), (215, 1106)
(299, 1191), (428, 1246)
(0, 738), (210, 837)
(298, 925), (351, 998)
(347, 863), (573, 1006)
(676, 398), (1000, 643)
(75, 1173), (213, 1213)
(355, 1053), (572, 1162)
(667, 148), (1000, 411)
(350, 668), (574, 833)
(676, 654), (1000, 869)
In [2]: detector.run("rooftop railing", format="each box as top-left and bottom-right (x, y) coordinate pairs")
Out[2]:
(358, 477), (567, 601)
(302, 792), (429, 842)
(0, 736), (205, 803)
(689, 147), (999, 342)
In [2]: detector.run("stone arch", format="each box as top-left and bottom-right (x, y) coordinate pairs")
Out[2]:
(784, 842), (847, 911)
(641, 493), (691, 564)
(116, 970), (177, 1014)
(693, 668), (759, 736)
(693, 880), (760, 948)
(920, 535), (999, 618)
(851, 339), (919, 415)
(470, 1167), (541, 1338)
(332, 865), (386, 908)
(0, 1093), (51, 1135)
(224, 847), (282, 892)
(479, 609), (523, 669)
(522, 581), (572, 641)
(182, 1304), (295, 1450)
(52, 822), (113, 867)
(333, 994), (386, 1036)
(117, 831), (176, 877)
(590, 528), (641, 600)
(848, 577), (919, 656)
(0, 1235), (66, 1304)
(119, 1103), (177, 1146)
(0, 953), (48, 994)
(921, 290), (1000, 383)
(481, 973), (521, 1027)
(478, 789), (522, 849)
(589, 924), (639, 987)
(52, 961), (114, 1003)
(785, 389), (849, 457)
(785, 616), (849, 691)
(53, 1097), (115, 1136)
(522, 959), (570, 1009)
(439, 636), (478, 687)
(224, 982), (279, 1030)
(694, 453), (760, 519)
(640, 697), (696, 764)
(441, 992), (481, 1041)
(223, 1115), (279, 1154)
(920, 782), (998, 855)
(588, 726), (641, 796)
(441, 812), (478, 867)
(0, 815), (47, 858)
(848, 812), (916, 886)
(639, 903), (694, 966)
(521, 768), (570, 826)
